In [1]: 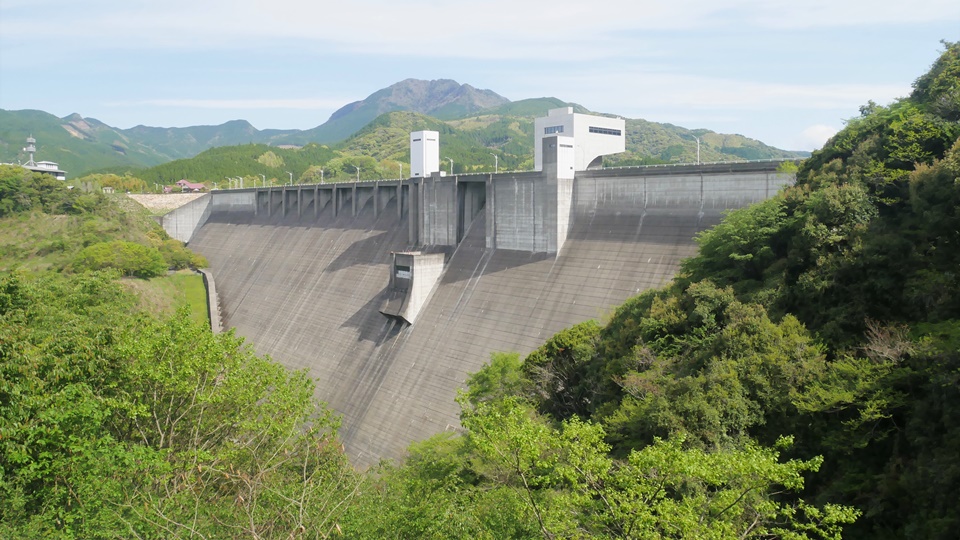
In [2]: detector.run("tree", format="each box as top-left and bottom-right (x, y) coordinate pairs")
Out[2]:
(71, 240), (168, 278)
(0, 271), (361, 538)
(111, 314), (361, 539)
(460, 397), (858, 539)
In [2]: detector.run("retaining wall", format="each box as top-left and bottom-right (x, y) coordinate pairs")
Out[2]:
(159, 193), (212, 243)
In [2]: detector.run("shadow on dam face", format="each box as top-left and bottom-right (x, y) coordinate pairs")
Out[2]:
(189, 208), (713, 468)
(187, 169), (790, 468)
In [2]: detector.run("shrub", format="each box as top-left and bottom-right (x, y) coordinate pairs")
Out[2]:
(72, 240), (167, 278)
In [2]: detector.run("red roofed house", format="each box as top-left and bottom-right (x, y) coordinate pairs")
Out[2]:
(175, 179), (206, 192)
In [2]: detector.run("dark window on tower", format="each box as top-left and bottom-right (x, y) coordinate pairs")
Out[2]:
(589, 126), (622, 136)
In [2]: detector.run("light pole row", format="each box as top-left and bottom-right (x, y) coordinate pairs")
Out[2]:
(220, 154), (503, 190)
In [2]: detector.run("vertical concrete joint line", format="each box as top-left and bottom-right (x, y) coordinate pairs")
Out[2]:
(453, 177), (459, 245)
(699, 168), (705, 213)
(643, 176), (647, 210)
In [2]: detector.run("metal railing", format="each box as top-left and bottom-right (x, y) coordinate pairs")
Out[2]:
(213, 158), (801, 190)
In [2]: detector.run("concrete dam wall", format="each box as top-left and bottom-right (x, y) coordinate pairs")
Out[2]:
(186, 158), (794, 468)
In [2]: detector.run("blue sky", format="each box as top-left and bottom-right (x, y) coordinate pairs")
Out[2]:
(1, 0), (957, 151)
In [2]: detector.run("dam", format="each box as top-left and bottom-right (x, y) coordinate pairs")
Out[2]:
(179, 140), (795, 468)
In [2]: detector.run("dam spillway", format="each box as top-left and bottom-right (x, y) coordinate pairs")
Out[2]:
(185, 158), (794, 468)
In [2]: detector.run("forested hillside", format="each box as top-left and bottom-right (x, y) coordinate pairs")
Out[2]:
(1, 43), (956, 539)
(126, 143), (338, 186)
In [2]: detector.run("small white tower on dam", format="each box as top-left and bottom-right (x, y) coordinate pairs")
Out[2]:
(534, 107), (626, 172)
(410, 130), (440, 177)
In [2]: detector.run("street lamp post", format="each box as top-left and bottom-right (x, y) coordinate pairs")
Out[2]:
(490, 153), (498, 174)
(445, 157), (453, 175)
(320, 168), (324, 183)
(399, 163), (403, 179)
(286, 171), (292, 185)
(692, 136), (701, 165)
(260, 174), (265, 188)
(355, 166), (361, 182)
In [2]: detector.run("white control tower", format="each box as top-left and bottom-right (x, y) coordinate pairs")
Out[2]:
(410, 131), (440, 177)
(534, 107), (626, 171)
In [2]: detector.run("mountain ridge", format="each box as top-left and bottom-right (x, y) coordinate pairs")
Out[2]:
(0, 79), (808, 176)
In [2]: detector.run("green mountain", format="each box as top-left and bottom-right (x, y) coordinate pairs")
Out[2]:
(0, 109), (169, 175)
(610, 119), (802, 165)
(340, 110), (535, 172)
(481, 97), (589, 117)
(1, 78), (805, 179)
(336, 109), (802, 173)
(125, 105), (805, 186)
(279, 79), (511, 145)
(0, 110), (299, 176)
(119, 120), (298, 160)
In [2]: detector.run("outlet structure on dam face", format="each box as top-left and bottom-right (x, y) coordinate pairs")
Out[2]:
(182, 138), (796, 468)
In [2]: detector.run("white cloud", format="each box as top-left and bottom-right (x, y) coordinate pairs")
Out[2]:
(522, 69), (909, 115)
(793, 124), (840, 151)
(4, 0), (958, 60)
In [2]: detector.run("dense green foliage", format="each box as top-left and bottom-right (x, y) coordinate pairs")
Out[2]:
(76, 172), (148, 193)
(340, 367), (857, 539)
(0, 272), (360, 538)
(0, 169), (364, 537)
(127, 142), (338, 186)
(70, 240), (168, 278)
(0, 165), (92, 217)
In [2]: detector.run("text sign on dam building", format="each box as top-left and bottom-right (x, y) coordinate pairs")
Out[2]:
(181, 146), (795, 467)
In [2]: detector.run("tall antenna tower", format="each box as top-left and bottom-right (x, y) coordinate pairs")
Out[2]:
(24, 135), (37, 166)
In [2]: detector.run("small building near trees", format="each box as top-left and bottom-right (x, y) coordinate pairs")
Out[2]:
(175, 179), (207, 192)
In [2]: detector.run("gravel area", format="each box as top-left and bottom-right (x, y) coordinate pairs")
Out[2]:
(127, 193), (207, 214)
